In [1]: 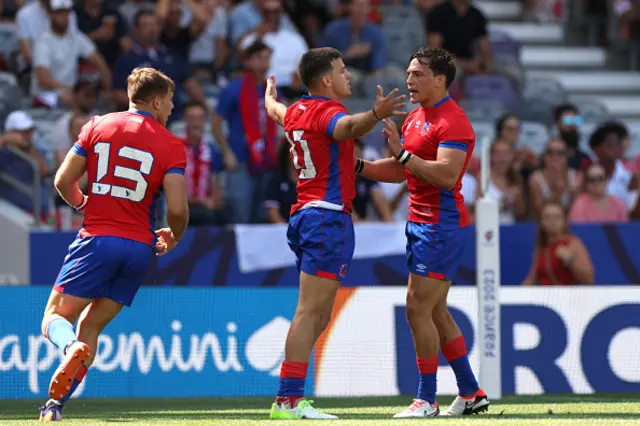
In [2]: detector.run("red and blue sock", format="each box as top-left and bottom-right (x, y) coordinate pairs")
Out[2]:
(276, 361), (307, 408)
(416, 356), (438, 404)
(442, 336), (479, 397)
(60, 364), (87, 405)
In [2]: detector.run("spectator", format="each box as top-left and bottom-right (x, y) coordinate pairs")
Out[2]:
(281, 0), (332, 48)
(212, 40), (278, 224)
(229, 0), (296, 45)
(426, 0), (493, 75)
(239, 0), (308, 99)
(569, 163), (628, 223)
(179, 101), (226, 226)
(521, 200), (594, 286)
(553, 103), (590, 171)
(16, 0), (78, 70)
(118, 0), (154, 30)
(588, 122), (636, 210)
(322, 0), (387, 89)
(189, 0), (229, 79)
(529, 139), (579, 217)
(353, 139), (393, 221)
(156, 0), (209, 61)
(75, 0), (132, 66)
(31, 0), (111, 108)
(264, 141), (297, 223)
(112, 10), (208, 121)
(0, 110), (51, 216)
(50, 81), (99, 168)
(484, 140), (526, 224)
(54, 112), (90, 230)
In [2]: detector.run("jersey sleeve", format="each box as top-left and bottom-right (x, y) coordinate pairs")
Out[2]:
(314, 102), (349, 139)
(70, 118), (95, 157)
(165, 137), (187, 175)
(436, 119), (474, 153)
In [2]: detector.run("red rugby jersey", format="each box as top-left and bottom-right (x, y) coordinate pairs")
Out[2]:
(72, 110), (187, 245)
(284, 95), (355, 215)
(401, 96), (475, 228)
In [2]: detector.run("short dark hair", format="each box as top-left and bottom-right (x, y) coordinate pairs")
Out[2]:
(127, 67), (175, 104)
(495, 113), (519, 136)
(133, 9), (155, 28)
(184, 100), (208, 114)
(244, 39), (271, 59)
(298, 47), (343, 89)
(589, 122), (624, 150)
(553, 103), (579, 122)
(409, 47), (457, 89)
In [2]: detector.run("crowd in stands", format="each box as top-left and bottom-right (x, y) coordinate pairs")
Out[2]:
(0, 0), (638, 243)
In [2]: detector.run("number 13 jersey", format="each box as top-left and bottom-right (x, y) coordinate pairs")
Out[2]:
(284, 96), (355, 215)
(71, 110), (187, 246)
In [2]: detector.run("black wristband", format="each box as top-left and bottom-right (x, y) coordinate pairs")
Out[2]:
(396, 149), (412, 165)
(73, 195), (88, 212)
(355, 158), (365, 174)
(371, 107), (382, 121)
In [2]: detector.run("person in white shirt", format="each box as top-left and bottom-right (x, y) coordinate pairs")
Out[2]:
(16, 0), (78, 68)
(238, 0), (307, 98)
(31, 0), (110, 107)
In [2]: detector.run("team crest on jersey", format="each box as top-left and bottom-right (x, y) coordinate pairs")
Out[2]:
(420, 122), (431, 136)
(339, 264), (349, 278)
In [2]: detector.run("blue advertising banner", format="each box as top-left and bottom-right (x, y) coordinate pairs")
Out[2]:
(0, 287), (306, 399)
(29, 223), (640, 287)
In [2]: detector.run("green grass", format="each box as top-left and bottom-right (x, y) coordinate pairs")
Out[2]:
(1, 395), (639, 425)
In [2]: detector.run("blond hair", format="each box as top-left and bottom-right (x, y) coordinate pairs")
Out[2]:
(126, 67), (175, 104)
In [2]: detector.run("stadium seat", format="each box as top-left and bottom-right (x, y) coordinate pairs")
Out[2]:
(624, 120), (640, 158)
(520, 121), (550, 153)
(32, 119), (56, 153)
(523, 77), (567, 106)
(463, 74), (520, 108)
(381, 6), (425, 68)
(515, 102), (555, 129)
(579, 121), (598, 154)
(460, 99), (507, 122)
(488, 29), (520, 60)
(579, 99), (611, 123)
(0, 23), (18, 56)
(470, 120), (496, 147)
(361, 72), (408, 100)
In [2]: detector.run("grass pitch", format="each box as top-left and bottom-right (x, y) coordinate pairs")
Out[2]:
(1, 394), (639, 425)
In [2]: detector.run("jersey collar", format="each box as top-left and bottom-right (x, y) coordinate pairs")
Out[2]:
(433, 95), (451, 108)
(302, 95), (332, 101)
(129, 109), (155, 119)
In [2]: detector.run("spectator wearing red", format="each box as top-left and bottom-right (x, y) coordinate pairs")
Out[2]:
(180, 101), (226, 226)
(522, 200), (594, 286)
(569, 163), (628, 224)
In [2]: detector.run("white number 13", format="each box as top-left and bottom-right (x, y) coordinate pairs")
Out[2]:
(92, 142), (154, 202)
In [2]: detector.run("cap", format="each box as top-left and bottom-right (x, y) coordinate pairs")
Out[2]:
(5, 110), (35, 132)
(50, 0), (73, 11)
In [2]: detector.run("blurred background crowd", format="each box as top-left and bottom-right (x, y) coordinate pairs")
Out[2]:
(0, 0), (639, 240)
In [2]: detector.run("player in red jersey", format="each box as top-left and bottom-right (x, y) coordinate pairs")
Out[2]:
(265, 47), (406, 420)
(356, 47), (490, 418)
(38, 68), (188, 422)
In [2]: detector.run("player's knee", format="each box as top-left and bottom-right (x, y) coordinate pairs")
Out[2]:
(294, 304), (333, 336)
(432, 307), (454, 329)
(405, 295), (435, 328)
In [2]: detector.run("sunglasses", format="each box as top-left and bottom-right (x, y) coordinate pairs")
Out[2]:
(562, 115), (584, 127)
(545, 149), (567, 157)
(586, 175), (606, 183)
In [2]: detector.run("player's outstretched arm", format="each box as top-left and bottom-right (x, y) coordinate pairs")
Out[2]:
(264, 75), (287, 127)
(54, 150), (88, 213)
(157, 173), (189, 255)
(356, 157), (406, 183)
(332, 86), (406, 141)
(383, 118), (466, 190)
